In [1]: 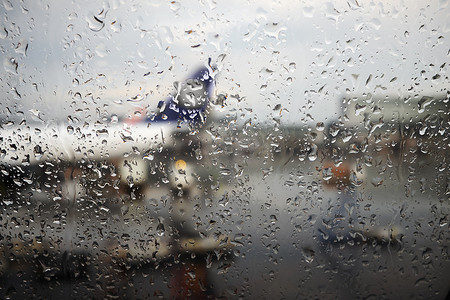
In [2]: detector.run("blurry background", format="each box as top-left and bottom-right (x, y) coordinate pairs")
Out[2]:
(2, 0), (449, 124)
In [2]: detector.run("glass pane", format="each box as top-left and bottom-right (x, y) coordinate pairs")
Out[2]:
(1, 0), (449, 299)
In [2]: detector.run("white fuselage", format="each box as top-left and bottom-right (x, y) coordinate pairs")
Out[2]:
(1, 121), (174, 167)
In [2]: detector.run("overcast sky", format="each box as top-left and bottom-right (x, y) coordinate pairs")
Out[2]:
(1, 0), (449, 125)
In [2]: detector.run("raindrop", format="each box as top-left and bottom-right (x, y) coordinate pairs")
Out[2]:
(143, 154), (154, 161)
(127, 94), (144, 103)
(316, 122), (325, 131)
(322, 168), (333, 181)
(0, 27), (7, 39)
(289, 62), (296, 72)
(365, 74), (372, 86)
(33, 145), (43, 160)
(419, 125), (427, 135)
(3, 0), (13, 11)
(14, 39), (28, 56)
(86, 15), (105, 32)
(110, 20), (121, 32)
(156, 223), (165, 236)
(371, 177), (383, 187)
(270, 215), (277, 223)
(120, 133), (134, 142)
(308, 143), (318, 161)
(219, 169), (231, 176)
(96, 129), (109, 138)
(355, 103), (366, 116)
(3, 57), (18, 74)
(329, 123), (340, 137)
(418, 96), (434, 113)
(29, 109), (41, 120)
(341, 131), (353, 143)
(415, 278), (428, 287)
(301, 247), (315, 263)
(350, 171), (363, 186)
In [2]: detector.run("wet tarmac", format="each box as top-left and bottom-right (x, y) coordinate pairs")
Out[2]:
(1, 151), (449, 299)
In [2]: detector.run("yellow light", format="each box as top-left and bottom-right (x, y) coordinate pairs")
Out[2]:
(175, 159), (187, 170)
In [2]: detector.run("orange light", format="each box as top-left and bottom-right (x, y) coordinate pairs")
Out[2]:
(175, 159), (187, 170)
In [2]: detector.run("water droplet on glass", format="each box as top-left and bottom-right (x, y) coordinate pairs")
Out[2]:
(96, 129), (109, 138)
(3, 57), (18, 74)
(308, 143), (318, 161)
(329, 123), (340, 137)
(156, 223), (165, 236)
(0, 27), (7, 39)
(371, 177), (383, 187)
(143, 154), (154, 161)
(322, 168), (333, 181)
(33, 145), (43, 160)
(350, 171), (363, 186)
(316, 122), (324, 131)
(418, 96), (434, 113)
(301, 247), (315, 263)
(14, 39), (28, 56)
(87, 15), (105, 32)
(355, 103), (366, 116)
(3, 0), (13, 11)
(110, 20), (121, 32)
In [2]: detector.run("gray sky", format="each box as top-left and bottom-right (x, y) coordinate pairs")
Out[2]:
(1, 0), (449, 125)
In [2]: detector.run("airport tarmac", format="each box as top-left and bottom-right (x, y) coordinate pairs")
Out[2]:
(0, 148), (449, 299)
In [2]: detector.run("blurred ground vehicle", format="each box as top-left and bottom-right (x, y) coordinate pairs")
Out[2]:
(316, 93), (449, 245)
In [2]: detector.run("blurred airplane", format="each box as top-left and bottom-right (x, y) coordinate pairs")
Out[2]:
(0, 60), (221, 196)
(0, 60), (234, 270)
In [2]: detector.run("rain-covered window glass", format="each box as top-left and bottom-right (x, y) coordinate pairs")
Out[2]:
(1, 1), (449, 299)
